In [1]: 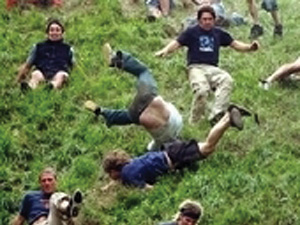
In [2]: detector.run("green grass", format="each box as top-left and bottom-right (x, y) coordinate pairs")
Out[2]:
(1, 0), (300, 224)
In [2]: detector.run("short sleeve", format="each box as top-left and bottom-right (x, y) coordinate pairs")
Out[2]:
(219, 30), (233, 47)
(19, 194), (30, 219)
(26, 45), (37, 65)
(177, 28), (192, 47)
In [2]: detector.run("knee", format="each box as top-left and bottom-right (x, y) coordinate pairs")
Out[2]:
(31, 70), (45, 82)
(219, 73), (234, 90)
(191, 83), (209, 99)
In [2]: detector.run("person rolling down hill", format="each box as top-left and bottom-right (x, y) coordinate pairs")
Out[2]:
(85, 43), (183, 151)
(101, 104), (251, 190)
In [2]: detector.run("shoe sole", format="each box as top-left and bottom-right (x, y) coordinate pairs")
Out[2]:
(102, 43), (113, 66)
(230, 108), (243, 130)
(70, 190), (83, 217)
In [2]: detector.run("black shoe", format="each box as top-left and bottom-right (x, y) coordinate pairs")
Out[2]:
(274, 24), (283, 37)
(250, 24), (263, 39)
(146, 15), (156, 22)
(229, 104), (252, 117)
(69, 190), (83, 218)
(228, 107), (243, 130)
(20, 81), (30, 93)
(114, 50), (123, 69)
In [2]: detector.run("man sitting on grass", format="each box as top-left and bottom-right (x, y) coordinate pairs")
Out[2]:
(85, 43), (182, 151)
(101, 104), (251, 190)
(158, 199), (203, 225)
(16, 19), (75, 91)
(11, 167), (82, 225)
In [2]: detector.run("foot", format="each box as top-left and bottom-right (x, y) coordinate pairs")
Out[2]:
(102, 43), (123, 68)
(69, 190), (83, 218)
(228, 107), (243, 130)
(249, 24), (263, 39)
(274, 24), (283, 37)
(20, 81), (30, 93)
(84, 100), (102, 116)
(229, 104), (252, 117)
(259, 79), (271, 90)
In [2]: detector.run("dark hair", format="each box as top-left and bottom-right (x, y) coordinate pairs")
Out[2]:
(46, 19), (65, 33)
(103, 149), (131, 173)
(197, 5), (216, 20)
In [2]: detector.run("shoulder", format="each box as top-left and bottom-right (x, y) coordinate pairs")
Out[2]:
(214, 27), (230, 35)
(24, 190), (42, 197)
(157, 221), (177, 225)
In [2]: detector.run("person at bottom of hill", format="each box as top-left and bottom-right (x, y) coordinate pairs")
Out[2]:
(259, 57), (300, 90)
(158, 199), (203, 225)
(11, 167), (82, 225)
(101, 104), (251, 190)
(85, 44), (182, 151)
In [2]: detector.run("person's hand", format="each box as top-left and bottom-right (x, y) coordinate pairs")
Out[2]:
(250, 41), (260, 51)
(155, 49), (167, 57)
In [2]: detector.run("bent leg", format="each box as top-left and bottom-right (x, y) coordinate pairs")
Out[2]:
(208, 67), (233, 121)
(198, 112), (230, 156)
(29, 70), (45, 89)
(158, 0), (170, 16)
(246, 0), (259, 24)
(51, 71), (68, 89)
(266, 57), (300, 83)
(101, 109), (134, 126)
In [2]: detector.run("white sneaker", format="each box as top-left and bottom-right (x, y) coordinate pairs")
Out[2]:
(259, 79), (270, 90)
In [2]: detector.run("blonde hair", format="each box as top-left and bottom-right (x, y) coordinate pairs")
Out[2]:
(102, 149), (131, 173)
(174, 199), (203, 223)
(38, 167), (57, 181)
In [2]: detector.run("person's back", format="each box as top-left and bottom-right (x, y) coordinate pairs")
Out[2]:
(121, 151), (169, 188)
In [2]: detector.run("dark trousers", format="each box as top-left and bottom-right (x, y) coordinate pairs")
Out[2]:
(102, 52), (158, 126)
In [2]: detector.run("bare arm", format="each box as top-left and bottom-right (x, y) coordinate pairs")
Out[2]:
(143, 183), (154, 191)
(101, 179), (119, 192)
(11, 215), (25, 225)
(230, 40), (260, 52)
(155, 40), (182, 57)
(16, 63), (31, 82)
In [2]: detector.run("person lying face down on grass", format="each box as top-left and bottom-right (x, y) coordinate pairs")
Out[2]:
(85, 43), (183, 151)
(158, 199), (203, 225)
(101, 105), (251, 190)
(16, 19), (75, 91)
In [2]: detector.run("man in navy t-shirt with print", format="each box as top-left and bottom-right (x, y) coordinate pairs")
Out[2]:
(156, 5), (259, 125)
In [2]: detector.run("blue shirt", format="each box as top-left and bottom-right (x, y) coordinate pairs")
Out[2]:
(121, 152), (169, 188)
(177, 25), (233, 66)
(19, 191), (51, 225)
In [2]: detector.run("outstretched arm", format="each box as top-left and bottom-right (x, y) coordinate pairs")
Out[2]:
(230, 40), (260, 52)
(16, 63), (31, 83)
(11, 215), (25, 225)
(155, 40), (182, 57)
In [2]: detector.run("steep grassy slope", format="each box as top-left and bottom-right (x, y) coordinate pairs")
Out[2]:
(0, 0), (299, 224)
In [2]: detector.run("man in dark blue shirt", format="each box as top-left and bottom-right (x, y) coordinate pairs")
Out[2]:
(12, 168), (82, 225)
(101, 104), (251, 190)
(16, 19), (75, 90)
(156, 5), (259, 125)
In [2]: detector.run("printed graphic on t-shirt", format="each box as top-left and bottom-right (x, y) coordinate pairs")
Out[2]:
(40, 199), (50, 209)
(199, 35), (214, 52)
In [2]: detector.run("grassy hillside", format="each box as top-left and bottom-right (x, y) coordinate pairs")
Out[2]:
(1, 0), (299, 224)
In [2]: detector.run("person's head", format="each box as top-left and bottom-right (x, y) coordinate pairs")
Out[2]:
(175, 200), (203, 225)
(39, 167), (57, 194)
(197, 5), (216, 30)
(46, 19), (65, 41)
(102, 149), (131, 180)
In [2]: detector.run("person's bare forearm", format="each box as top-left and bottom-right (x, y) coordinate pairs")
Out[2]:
(11, 215), (25, 225)
(155, 40), (181, 57)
